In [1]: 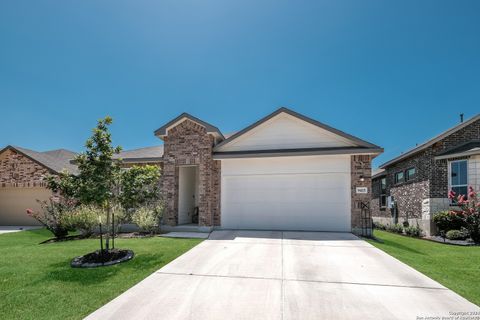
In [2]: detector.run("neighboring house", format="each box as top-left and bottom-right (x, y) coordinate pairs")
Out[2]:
(0, 146), (78, 225)
(371, 114), (480, 236)
(155, 107), (383, 235)
(0, 145), (163, 226)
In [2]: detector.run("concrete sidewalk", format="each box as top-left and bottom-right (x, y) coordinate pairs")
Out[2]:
(86, 230), (479, 320)
(0, 226), (41, 234)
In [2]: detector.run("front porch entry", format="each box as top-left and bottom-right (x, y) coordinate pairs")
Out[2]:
(178, 166), (199, 225)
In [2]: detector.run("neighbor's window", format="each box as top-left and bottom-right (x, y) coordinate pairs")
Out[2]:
(380, 177), (387, 208)
(394, 171), (404, 184)
(450, 160), (468, 200)
(405, 167), (416, 181)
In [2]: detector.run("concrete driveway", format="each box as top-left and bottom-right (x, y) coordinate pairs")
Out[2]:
(86, 230), (479, 320)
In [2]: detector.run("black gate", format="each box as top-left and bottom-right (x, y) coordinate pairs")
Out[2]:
(360, 201), (373, 237)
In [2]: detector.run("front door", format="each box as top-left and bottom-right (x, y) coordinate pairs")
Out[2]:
(178, 166), (197, 224)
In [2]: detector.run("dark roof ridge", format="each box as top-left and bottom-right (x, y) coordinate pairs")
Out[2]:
(380, 113), (480, 168)
(154, 112), (224, 139)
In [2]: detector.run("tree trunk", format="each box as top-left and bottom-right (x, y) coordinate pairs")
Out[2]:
(105, 204), (111, 251)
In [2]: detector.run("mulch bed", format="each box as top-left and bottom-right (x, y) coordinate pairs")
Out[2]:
(425, 235), (478, 246)
(71, 249), (134, 268)
(373, 229), (479, 246)
(40, 232), (163, 244)
(40, 234), (88, 244)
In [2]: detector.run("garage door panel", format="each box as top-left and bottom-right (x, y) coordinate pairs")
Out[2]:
(221, 156), (351, 232)
(0, 188), (50, 226)
(223, 204), (349, 231)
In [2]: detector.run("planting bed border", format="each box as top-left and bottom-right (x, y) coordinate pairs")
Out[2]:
(71, 249), (134, 268)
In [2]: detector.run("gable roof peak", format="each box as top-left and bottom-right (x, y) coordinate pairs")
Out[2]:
(154, 112), (224, 139)
(214, 107), (382, 151)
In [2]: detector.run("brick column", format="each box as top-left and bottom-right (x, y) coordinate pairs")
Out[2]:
(160, 119), (220, 228)
(351, 155), (372, 236)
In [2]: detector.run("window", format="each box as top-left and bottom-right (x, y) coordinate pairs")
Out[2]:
(405, 167), (416, 181)
(380, 177), (387, 208)
(449, 160), (468, 201)
(394, 171), (404, 184)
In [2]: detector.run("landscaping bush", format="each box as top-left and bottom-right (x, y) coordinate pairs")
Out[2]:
(373, 221), (386, 230)
(449, 187), (480, 244)
(405, 225), (422, 237)
(132, 204), (163, 234)
(26, 196), (75, 238)
(433, 211), (466, 238)
(387, 223), (404, 234)
(445, 229), (468, 241)
(62, 205), (103, 236)
(119, 165), (162, 214)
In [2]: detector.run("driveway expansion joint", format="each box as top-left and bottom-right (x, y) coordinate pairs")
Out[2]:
(155, 271), (448, 291)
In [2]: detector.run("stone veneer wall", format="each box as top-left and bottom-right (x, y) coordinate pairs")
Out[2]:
(469, 155), (480, 191)
(351, 155), (372, 236)
(162, 119), (221, 228)
(0, 148), (51, 188)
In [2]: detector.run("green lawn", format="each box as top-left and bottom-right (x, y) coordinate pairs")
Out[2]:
(0, 229), (202, 320)
(367, 230), (480, 306)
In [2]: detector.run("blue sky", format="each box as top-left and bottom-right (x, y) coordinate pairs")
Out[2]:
(1, 0), (479, 167)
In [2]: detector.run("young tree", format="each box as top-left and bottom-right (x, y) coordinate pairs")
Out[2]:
(74, 116), (122, 250)
(119, 165), (161, 213)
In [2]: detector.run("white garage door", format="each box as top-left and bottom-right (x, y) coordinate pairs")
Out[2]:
(221, 155), (351, 232)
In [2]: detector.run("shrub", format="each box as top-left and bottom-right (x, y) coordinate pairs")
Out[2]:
(62, 205), (102, 236)
(373, 221), (386, 230)
(448, 187), (480, 244)
(387, 223), (404, 234)
(132, 204), (163, 234)
(26, 196), (75, 238)
(445, 229), (468, 241)
(405, 225), (422, 237)
(119, 165), (161, 213)
(433, 211), (466, 238)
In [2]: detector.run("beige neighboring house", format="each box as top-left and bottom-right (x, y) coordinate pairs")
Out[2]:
(0, 145), (164, 226)
(0, 146), (78, 226)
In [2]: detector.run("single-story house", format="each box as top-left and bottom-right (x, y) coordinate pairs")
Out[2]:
(155, 107), (383, 235)
(371, 114), (480, 236)
(0, 145), (163, 226)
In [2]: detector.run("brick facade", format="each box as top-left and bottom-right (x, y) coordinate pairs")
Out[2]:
(161, 119), (221, 228)
(372, 118), (480, 235)
(351, 155), (373, 236)
(0, 148), (51, 188)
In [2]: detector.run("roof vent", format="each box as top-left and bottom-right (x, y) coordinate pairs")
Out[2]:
(460, 113), (464, 123)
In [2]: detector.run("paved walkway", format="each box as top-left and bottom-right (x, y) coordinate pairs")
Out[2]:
(0, 226), (41, 234)
(86, 230), (479, 320)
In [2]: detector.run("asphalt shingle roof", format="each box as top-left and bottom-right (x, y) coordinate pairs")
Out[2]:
(380, 114), (480, 168)
(113, 145), (164, 162)
(5, 146), (79, 174)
